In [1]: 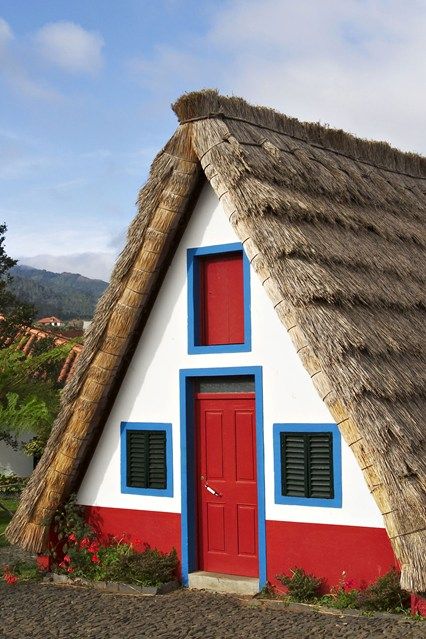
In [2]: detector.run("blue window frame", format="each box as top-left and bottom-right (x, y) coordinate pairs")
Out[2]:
(187, 242), (251, 354)
(120, 422), (173, 497)
(273, 423), (342, 508)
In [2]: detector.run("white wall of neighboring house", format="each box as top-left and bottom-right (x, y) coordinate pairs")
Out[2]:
(77, 182), (383, 529)
(0, 439), (33, 477)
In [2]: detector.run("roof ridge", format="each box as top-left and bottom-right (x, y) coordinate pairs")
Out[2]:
(179, 111), (425, 180)
(173, 90), (426, 179)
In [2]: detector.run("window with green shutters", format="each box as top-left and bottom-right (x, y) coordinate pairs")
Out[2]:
(273, 423), (342, 508)
(121, 422), (173, 496)
(127, 430), (167, 489)
(280, 432), (334, 499)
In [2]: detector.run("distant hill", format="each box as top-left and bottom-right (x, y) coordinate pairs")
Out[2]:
(9, 265), (108, 320)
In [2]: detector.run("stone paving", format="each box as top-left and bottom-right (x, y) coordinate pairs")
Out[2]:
(0, 581), (424, 639)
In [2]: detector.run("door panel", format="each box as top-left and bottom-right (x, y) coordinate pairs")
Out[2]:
(235, 410), (256, 481)
(205, 412), (224, 478)
(237, 505), (257, 556)
(207, 503), (226, 552)
(196, 394), (258, 576)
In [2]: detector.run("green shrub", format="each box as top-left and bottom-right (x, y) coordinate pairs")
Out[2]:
(49, 496), (179, 586)
(115, 545), (179, 586)
(277, 567), (323, 602)
(320, 589), (359, 610)
(356, 569), (409, 612)
(2, 559), (43, 584)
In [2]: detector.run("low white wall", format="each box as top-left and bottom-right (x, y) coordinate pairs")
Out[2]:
(78, 183), (383, 529)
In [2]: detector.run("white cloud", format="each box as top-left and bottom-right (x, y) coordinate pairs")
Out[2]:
(35, 21), (104, 74)
(0, 16), (62, 101)
(129, 0), (426, 154)
(0, 17), (13, 53)
(207, 0), (426, 153)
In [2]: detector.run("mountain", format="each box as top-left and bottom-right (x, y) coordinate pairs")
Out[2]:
(9, 265), (108, 320)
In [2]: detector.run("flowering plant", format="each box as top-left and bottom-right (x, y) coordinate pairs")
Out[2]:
(2, 566), (18, 585)
(2, 560), (42, 585)
(49, 495), (178, 586)
(324, 571), (360, 609)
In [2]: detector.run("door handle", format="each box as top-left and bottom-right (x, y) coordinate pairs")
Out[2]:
(203, 482), (222, 498)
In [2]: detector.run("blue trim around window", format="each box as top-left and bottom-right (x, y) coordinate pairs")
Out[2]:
(187, 243), (252, 354)
(273, 423), (342, 508)
(120, 422), (173, 497)
(179, 366), (266, 589)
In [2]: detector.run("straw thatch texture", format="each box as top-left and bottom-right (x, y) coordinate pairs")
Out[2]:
(7, 90), (425, 592)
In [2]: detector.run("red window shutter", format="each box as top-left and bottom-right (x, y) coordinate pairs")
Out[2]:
(199, 252), (244, 345)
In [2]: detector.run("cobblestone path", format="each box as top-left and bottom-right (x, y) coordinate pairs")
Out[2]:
(0, 582), (423, 639)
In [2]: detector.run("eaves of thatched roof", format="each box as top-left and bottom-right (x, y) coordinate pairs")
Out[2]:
(7, 90), (426, 592)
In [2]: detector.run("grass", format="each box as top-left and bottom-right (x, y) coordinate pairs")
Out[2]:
(0, 498), (18, 547)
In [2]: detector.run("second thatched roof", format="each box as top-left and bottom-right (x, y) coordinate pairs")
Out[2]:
(7, 90), (426, 592)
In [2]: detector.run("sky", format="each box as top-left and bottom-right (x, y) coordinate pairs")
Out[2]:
(1, 0), (425, 281)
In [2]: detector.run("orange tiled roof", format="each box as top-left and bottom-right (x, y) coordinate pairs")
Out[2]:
(0, 316), (82, 383)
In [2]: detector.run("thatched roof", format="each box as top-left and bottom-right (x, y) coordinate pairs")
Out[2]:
(7, 90), (425, 592)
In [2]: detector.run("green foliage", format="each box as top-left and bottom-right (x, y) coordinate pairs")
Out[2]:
(9, 265), (107, 320)
(49, 496), (179, 586)
(0, 341), (72, 454)
(2, 559), (43, 583)
(0, 474), (27, 496)
(320, 589), (360, 610)
(356, 569), (410, 612)
(51, 494), (94, 544)
(116, 546), (179, 586)
(277, 567), (323, 602)
(0, 392), (50, 434)
(0, 497), (18, 548)
(0, 224), (35, 343)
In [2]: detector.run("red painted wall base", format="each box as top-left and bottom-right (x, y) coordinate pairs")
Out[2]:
(266, 520), (397, 592)
(84, 505), (181, 559)
(80, 506), (398, 595)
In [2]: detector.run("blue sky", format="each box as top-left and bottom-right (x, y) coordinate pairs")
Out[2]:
(1, 0), (425, 280)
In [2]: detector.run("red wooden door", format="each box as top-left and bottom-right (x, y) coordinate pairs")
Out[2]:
(196, 393), (258, 576)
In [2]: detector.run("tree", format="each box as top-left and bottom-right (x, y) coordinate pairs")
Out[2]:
(0, 223), (66, 461)
(0, 223), (35, 345)
(0, 339), (72, 459)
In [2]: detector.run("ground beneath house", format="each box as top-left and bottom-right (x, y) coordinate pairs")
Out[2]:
(0, 579), (423, 639)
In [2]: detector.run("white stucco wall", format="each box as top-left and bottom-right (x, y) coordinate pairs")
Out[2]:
(77, 183), (384, 529)
(0, 439), (33, 477)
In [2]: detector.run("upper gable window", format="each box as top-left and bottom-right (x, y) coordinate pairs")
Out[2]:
(187, 243), (251, 354)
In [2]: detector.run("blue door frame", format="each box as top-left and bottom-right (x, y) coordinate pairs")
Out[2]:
(179, 366), (266, 587)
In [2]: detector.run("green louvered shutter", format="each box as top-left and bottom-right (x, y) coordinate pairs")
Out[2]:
(308, 433), (333, 499)
(281, 432), (333, 499)
(147, 431), (167, 489)
(126, 430), (167, 489)
(281, 433), (307, 497)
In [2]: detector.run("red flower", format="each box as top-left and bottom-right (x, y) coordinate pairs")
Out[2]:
(3, 572), (18, 585)
(343, 578), (356, 592)
(88, 542), (99, 554)
(66, 567), (74, 574)
(63, 555), (71, 564)
(68, 533), (77, 543)
(91, 554), (100, 564)
(58, 561), (66, 569)
(80, 537), (91, 549)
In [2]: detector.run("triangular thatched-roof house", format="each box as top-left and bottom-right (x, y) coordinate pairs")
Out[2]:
(7, 90), (425, 595)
